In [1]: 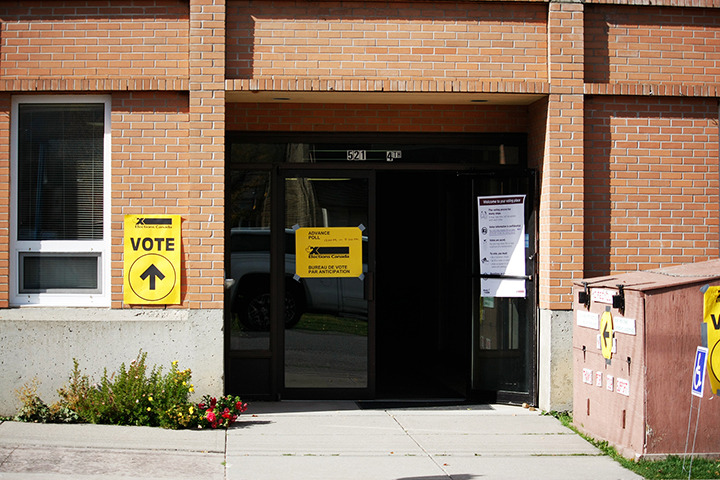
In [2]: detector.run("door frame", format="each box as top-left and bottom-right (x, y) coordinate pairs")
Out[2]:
(469, 170), (538, 406)
(224, 132), (536, 403)
(275, 168), (377, 400)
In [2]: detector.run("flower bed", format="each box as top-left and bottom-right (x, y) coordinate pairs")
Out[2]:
(13, 351), (248, 430)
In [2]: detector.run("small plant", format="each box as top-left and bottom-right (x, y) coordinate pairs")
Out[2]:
(14, 377), (52, 423)
(13, 377), (79, 424)
(197, 394), (248, 429)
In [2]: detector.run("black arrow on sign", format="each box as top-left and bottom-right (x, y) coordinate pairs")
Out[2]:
(603, 321), (610, 348)
(140, 264), (165, 290)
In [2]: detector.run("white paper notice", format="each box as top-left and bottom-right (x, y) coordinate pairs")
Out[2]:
(477, 195), (526, 298)
(577, 310), (599, 330)
(616, 378), (630, 396)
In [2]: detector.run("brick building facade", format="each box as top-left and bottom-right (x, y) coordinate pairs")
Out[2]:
(0, 0), (718, 414)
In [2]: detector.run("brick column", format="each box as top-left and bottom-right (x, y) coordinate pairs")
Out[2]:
(538, 0), (584, 411)
(0, 95), (8, 308)
(541, 1), (584, 311)
(188, 0), (226, 309)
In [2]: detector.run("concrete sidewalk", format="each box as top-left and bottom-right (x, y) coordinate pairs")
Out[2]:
(0, 401), (643, 480)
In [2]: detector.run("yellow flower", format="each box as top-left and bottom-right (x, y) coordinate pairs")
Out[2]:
(149, 396), (153, 402)
(189, 406), (194, 414)
(189, 387), (194, 393)
(172, 360), (178, 366)
(147, 407), (151, 412)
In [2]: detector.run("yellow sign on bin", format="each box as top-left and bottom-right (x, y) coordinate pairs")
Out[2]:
(123, 214), (181, 305)
(295, 227), (363, 278)
(703, 286), (720, 395)
(600, 310), (614, 360)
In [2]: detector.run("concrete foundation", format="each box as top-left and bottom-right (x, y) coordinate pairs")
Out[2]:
(538, 308), (573, 413)
(0, 308), (224, 417)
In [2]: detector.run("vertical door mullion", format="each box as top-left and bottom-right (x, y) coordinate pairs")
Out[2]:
(367, 169), (377, 397)
(271, 165), (284, 399)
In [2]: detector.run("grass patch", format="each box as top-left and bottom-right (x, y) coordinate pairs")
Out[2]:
(296, 314), (367, 336)
(544, 411), (720, 479)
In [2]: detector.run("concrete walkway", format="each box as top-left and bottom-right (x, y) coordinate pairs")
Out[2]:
(0, 401), (643, 480)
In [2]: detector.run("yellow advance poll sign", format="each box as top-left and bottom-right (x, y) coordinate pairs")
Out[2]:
(295, 227), (363, 278)
(123, 214), (181, 305)
(703, 286), (720, 395)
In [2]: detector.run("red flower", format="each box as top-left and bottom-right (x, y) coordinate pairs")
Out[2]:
(209, 397), (217, 409)
(235, 401), (248, 413)
(222, 408), (231, 419)
(206, 410), (216, 423)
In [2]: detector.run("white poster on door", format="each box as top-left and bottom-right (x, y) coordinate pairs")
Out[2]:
(477, 195), (526, 298)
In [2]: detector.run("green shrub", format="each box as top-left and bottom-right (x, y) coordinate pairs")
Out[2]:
(58, 351), (195, 427)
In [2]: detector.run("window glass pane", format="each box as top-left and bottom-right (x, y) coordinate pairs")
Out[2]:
(473, 297), (530, 394)
(228, 170), (272, 350)
(284, 177), (369, 389)
(21, 254), (99, 292)
(17, 103), (104, 241)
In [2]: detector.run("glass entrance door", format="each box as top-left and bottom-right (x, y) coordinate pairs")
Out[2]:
(471, 173), (536, 404)
(281, 171), (372, 396)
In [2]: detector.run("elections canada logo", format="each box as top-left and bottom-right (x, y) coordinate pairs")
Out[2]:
(306, 246), (350, 258)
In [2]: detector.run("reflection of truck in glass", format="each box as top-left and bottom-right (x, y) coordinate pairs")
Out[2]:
(229, 228), (367, 331)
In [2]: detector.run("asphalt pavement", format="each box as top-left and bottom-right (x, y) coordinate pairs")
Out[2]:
(0, 401), (643, 480)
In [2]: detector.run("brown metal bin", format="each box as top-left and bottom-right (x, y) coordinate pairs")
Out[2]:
(573, 259), (720, 459)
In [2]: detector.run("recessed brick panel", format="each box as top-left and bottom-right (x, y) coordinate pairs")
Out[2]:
(0, 0), (190, 79)
(226, 0), (548, 82)
(585, 5), (720, 84)
(584, 96), (719, 277)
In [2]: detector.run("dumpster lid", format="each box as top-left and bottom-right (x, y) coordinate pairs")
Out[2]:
(575, 259), (720, 292)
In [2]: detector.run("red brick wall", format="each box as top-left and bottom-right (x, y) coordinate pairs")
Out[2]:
(226, 102), (530, 132)
(0, 0), (189, 79)
(540, 2), (585, 310)
(585, 5), (720, 85)
(584, 96), (719, 277)
(111, 92), (191, 306)
(0, 94), (8, 308)
(226, 0), (548, 82)
(187, 0), (226, 310)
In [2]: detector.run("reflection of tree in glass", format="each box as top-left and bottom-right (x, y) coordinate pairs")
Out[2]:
(229, 172), (271, 228)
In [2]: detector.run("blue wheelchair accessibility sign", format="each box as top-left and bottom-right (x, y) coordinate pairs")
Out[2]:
(692, 346), (709, 398)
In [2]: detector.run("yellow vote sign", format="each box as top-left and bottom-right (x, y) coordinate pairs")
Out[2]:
(600, 310), (614, 360)
(702, 286), (720, 395)
(295, 227), (363, 278)
(123, 215), (181, 305)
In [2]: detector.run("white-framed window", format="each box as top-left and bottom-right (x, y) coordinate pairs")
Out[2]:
(10, 95), (111, 306)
